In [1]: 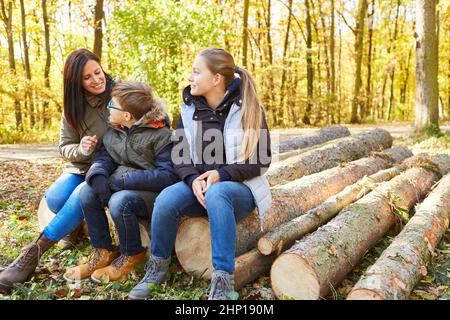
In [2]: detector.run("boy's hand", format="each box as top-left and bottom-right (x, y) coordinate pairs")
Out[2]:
(91, 174), (112, 207)
(109, 176), (125, 192)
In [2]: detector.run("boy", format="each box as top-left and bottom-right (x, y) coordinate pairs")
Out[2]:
(64, 81), (178, 282)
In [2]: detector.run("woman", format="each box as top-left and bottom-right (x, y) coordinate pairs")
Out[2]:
(129, 48), (272, 300)
(0, 48), (114, 293)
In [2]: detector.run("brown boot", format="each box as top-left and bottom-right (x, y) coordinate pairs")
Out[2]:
(0, 233), (55, 293)
(63, 248), (120, 282)
(91, 251), (146, 283)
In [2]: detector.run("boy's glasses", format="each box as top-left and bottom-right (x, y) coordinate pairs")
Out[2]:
(107, 99), (124, 111)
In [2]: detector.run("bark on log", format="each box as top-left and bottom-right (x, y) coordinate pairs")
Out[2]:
(267, 128), (393, 186)
(258, 155), (428, 256)
(270, 155), (450, 300)
(37, 198), (151, 255)
(175, 147), (412, 278)
(234, 249), (278, 290)
(347, 172), (450, 300)
(274, 125), (350, 154)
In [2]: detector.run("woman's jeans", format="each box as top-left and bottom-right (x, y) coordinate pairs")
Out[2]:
(151, 181), (256, 274)
(79, 184), (155, 256)
(42, 173), (86, 242)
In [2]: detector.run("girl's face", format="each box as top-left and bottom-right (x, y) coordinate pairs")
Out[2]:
(81, 59), (106, 95)
(188, 56), (218, 96)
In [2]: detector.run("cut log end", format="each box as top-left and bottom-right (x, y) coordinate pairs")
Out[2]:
(347, 289), (385, 300)
(271, 253), (320, 300)
(257, 237), (275, 256)
(175, 217), (213, 279)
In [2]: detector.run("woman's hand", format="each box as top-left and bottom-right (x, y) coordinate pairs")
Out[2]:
(197, 170), (221, 193)
(192, 178), (207, 208)
(80, 135), (98, 155)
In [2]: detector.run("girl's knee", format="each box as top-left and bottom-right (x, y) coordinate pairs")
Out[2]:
(205, 183), (230, 205)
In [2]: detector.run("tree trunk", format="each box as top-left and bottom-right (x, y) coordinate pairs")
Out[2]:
(1, 0), (22, 129)
(337, 1), (343, 123)
(274, 125), (350, 154)
(42, 0), (51, 128)
(93, 0), (104, 60)
(415, 0), (439, 132)
(174, 147), (412, 278)
(330, 0), (336, 123)
(448, 24), (450, 119)
(303, 0), (313, 125)
(242, 0), (250, 68)
(267, 128), (393, 186)
(386, 0), (401, 121)
(316, 0), (331, 124)
(234, 248), (278, 290)
(263, 0), (275, 125)
(278, 0), (293, 127)
(259, 156), (436, 256)
(400, 47), (413, 105)
(350, 0), (368, 124)
(365, 0), (375, 120)
(19, 0), (34, 128)
(348, 172), (450, 300)
(270, 155), (450, 300)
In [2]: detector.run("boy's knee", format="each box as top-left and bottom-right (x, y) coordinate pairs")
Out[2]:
(79, 184), (97, 205)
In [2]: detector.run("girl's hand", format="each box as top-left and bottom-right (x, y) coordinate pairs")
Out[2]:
(80, 135), (98, 155)
(197, 170), (221, 193)
(192, 178), (207, 208)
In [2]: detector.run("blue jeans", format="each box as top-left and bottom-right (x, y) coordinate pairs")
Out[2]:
(42, 173), (86, 242)
(151, 181), (256, 274)
(79, 185), (154, 256)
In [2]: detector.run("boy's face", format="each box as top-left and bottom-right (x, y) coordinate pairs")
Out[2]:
(108, 98), (131, 126)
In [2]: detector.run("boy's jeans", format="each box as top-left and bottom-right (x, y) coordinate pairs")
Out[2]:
(80, 185), (154, 256)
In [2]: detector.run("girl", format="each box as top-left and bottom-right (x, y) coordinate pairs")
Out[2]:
(129, 48), (272, 300)
(63, 81), (178, 283)
(0, 49), (113, 293)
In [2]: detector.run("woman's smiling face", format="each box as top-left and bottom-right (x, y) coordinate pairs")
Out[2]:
(81, 59), (106, 95)
(188, 55), (217, 96)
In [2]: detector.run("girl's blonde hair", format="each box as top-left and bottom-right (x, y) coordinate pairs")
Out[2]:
(198, 48), (262, 161)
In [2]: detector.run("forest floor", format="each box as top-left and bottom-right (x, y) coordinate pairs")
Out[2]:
(0, 124), (449, 300)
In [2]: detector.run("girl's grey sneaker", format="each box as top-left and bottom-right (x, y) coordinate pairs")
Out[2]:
(128, 255), (171, 300)
(207, 270), (239, 300)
